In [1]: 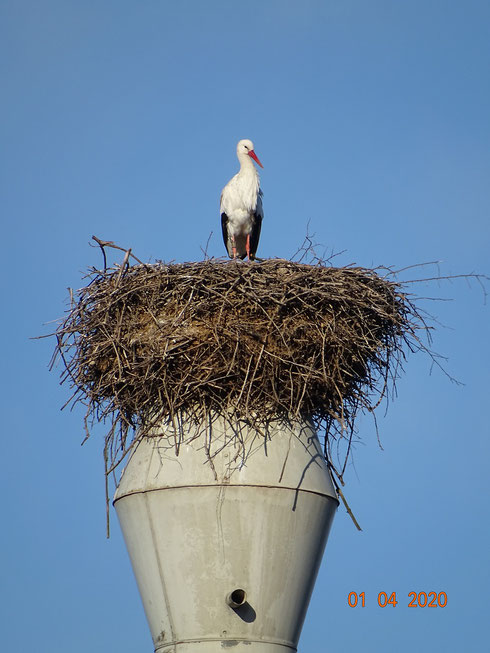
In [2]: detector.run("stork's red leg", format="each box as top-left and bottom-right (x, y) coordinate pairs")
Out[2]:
(246, 234), (251, 260)
(231, 235), (237, 259)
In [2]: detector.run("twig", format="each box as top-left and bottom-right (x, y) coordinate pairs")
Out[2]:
(200, 231), (213, 260)
(91, 235), (146, 266)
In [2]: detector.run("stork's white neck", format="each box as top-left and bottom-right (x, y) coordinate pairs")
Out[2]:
(237, 152), (257, 174)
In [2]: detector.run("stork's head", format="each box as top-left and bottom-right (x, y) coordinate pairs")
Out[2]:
(237, 139), (263, 168)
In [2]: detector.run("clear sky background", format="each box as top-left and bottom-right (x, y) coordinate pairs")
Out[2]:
(2, 1), (489, 651)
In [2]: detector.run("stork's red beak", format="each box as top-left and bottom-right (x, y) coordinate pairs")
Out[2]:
(248, 149), (263, 168)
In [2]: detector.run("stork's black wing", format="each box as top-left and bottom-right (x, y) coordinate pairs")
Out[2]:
(221, 212), (231, 257)
(249, 212), (262, 260)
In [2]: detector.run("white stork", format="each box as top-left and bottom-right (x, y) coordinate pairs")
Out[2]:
(220, 139), (264, 260)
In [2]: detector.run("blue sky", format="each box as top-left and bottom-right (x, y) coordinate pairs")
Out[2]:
(1, 1), (489, 651)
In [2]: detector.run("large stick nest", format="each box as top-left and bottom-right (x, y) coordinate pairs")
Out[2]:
(53, 256), (428, 481)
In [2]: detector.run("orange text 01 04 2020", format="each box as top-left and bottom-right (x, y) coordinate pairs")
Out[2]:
(347, 591), (447, 608)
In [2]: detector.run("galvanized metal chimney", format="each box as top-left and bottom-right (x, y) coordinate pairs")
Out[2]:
(114, 416), (338, 652)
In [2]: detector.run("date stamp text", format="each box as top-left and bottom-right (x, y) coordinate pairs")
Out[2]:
(348, 591), (447, 608)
